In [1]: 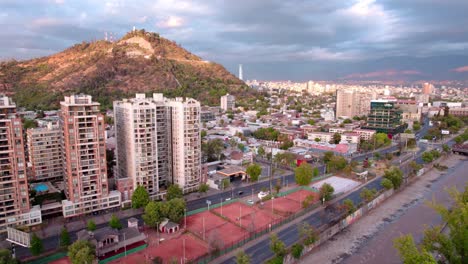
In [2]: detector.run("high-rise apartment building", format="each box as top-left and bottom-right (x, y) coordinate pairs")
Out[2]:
(114, 94), (201, 200)
(27, 123), (63, 182)
(220, 94), (235, 112)
(335, 89), (374, 118)
(114, 94), (170, 199)
(167, 97), (201, 192)
(423, 83), (434, 95)
(60, 94), (120, 218)
(0, 95), (41, 232)
(362, 100), (407, 135)
(335, 89), (359, 118)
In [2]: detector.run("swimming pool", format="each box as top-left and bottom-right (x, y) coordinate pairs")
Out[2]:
(34, 183), (49, 192)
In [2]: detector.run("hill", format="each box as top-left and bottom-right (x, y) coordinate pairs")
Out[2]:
(0, 29), (253, 110)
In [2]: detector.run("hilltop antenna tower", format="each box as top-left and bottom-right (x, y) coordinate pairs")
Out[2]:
(104, 32), (108, 41)
(239, 64), (243, 80)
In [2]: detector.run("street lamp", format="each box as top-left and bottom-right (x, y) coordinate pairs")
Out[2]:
(184, 208), (187, 229)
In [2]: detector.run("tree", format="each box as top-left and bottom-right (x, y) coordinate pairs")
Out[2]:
(199, 183), (210, 194)
(166, 184), (183, 201)
(399, 185), (468, 264)
(68, 240), (96, 264)
(320, 183), (335, 202)
(343, 118), (352, 124)
(381, 178), (394, 190)
(422, 152), (434, 163)
(313, 167), (320, 177)
(166, 198), (186, 223)
(275, 178), (282, 194)
(413, 122), (421, 132)
(132, 185), (150, 209)
(269, 233), (286, 257)
(331, 133), (341, 144)
(30, 233), (43, 256)
(252, 127), (279, 141)
(0, 249), (19, 264)
(374, 133), (391, 148)
(257, 146), (265, 157)
(314, 137), (321, 142)
(222, 178), (230, 189)
(383, 167), (403, 189)
(291, 243), (304, 259)
(109, 214), (122, 230)
(143, 201), (165, 228)
(295, 162), (313, 186)
(152, 256), (164, 264)
(201, 130), (207, 138)
(236, 250), (251, 264)
(442, 144), (450, 153)
(87, 220), (96, 231)
(307, 119), (315, 125)
(60, 227), (71, 248)
(298, 222), (318, 246)
(246, 163), (262, 182)
(360, 188), (377, 203)
(343, 199), (356, 215)
(327, 156), (347, 173)
(202, 139), (225, 162)
(274, 152), (296, 167)
(394, 235), (436, 264)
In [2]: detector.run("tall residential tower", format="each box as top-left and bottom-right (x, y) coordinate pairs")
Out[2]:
(60, 94), (120, 217)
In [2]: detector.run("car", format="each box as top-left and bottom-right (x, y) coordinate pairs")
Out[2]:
(238, 191), (244, 195)
(247, 200), (254, 205)
(225, 197), (231, 201)
(258, 191), (270, 199)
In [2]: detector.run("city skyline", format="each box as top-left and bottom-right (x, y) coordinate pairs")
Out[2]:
(1, 0), (468, 81)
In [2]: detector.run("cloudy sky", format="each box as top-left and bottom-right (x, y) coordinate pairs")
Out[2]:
(1, 0), (468, 81)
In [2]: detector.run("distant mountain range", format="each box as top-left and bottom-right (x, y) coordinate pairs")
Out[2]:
(0, 29), (252, 110)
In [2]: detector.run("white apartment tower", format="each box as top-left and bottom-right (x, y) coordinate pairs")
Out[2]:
(114, 94), (170, 197)
(336, 89), (374, 118)
(60, 94), (120, 218)
(114, 94), (201, 198)
(220, 94), (236, 112)
(167, 97), (201, 192)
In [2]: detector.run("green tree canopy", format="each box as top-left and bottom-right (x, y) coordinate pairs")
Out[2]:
(87, 220), (97, 231)
(199, 183), (210, 194)
(327, 155), (348, 173)
(291, 243), (304, 259)
(68, 240), (96, 264)
(360, 188), (377, 203)
(132, 185), (150, 209)
(269, 233), (286, 257)
(274, 152), (296, 167)
(202, 139), (225, 162)
(320, 183), (335, 202)
(383, 167), (403, 189)
(343, 199), (356, 215)
(257, 146), (265, 157)
(60, 227), (71, 248)
(109, 214), (122, 230)
(0, 249), (19, 264)
(166, 184), (183, 201)
(236, 250), (251, 264)
(166, 198), (186, 223)
(246, 163), (262, 182)
(30, 233), (43, 256)
(142, 201), (166, 228)
(252, 127), (280, 141)
(295, 162), (313, 186)
(331, 133), (341, 144)
(394, 235), (436, 264)
(381, 178), (394, 190)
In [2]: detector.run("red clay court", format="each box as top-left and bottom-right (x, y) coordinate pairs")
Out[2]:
(261, 196), (301, 215)
(205, 221), (249, 245)
(212, 202), (256, 223)
(284, 189), (319, 204)
(186, 210), (226, 238)
(110, 234), (208, 264)
(239, 208), (281, 232)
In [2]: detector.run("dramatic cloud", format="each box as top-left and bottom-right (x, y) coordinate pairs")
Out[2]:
(452, 66), (468, 73)
(342, 69), (422, 79)
(0, 0), (467, 80)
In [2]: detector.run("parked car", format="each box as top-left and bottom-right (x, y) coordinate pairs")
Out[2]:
(238, 191), (244, 195)
(258, 191), (270, 199)
(225, 197), (231, 201)
(247, 200), (254, 205)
